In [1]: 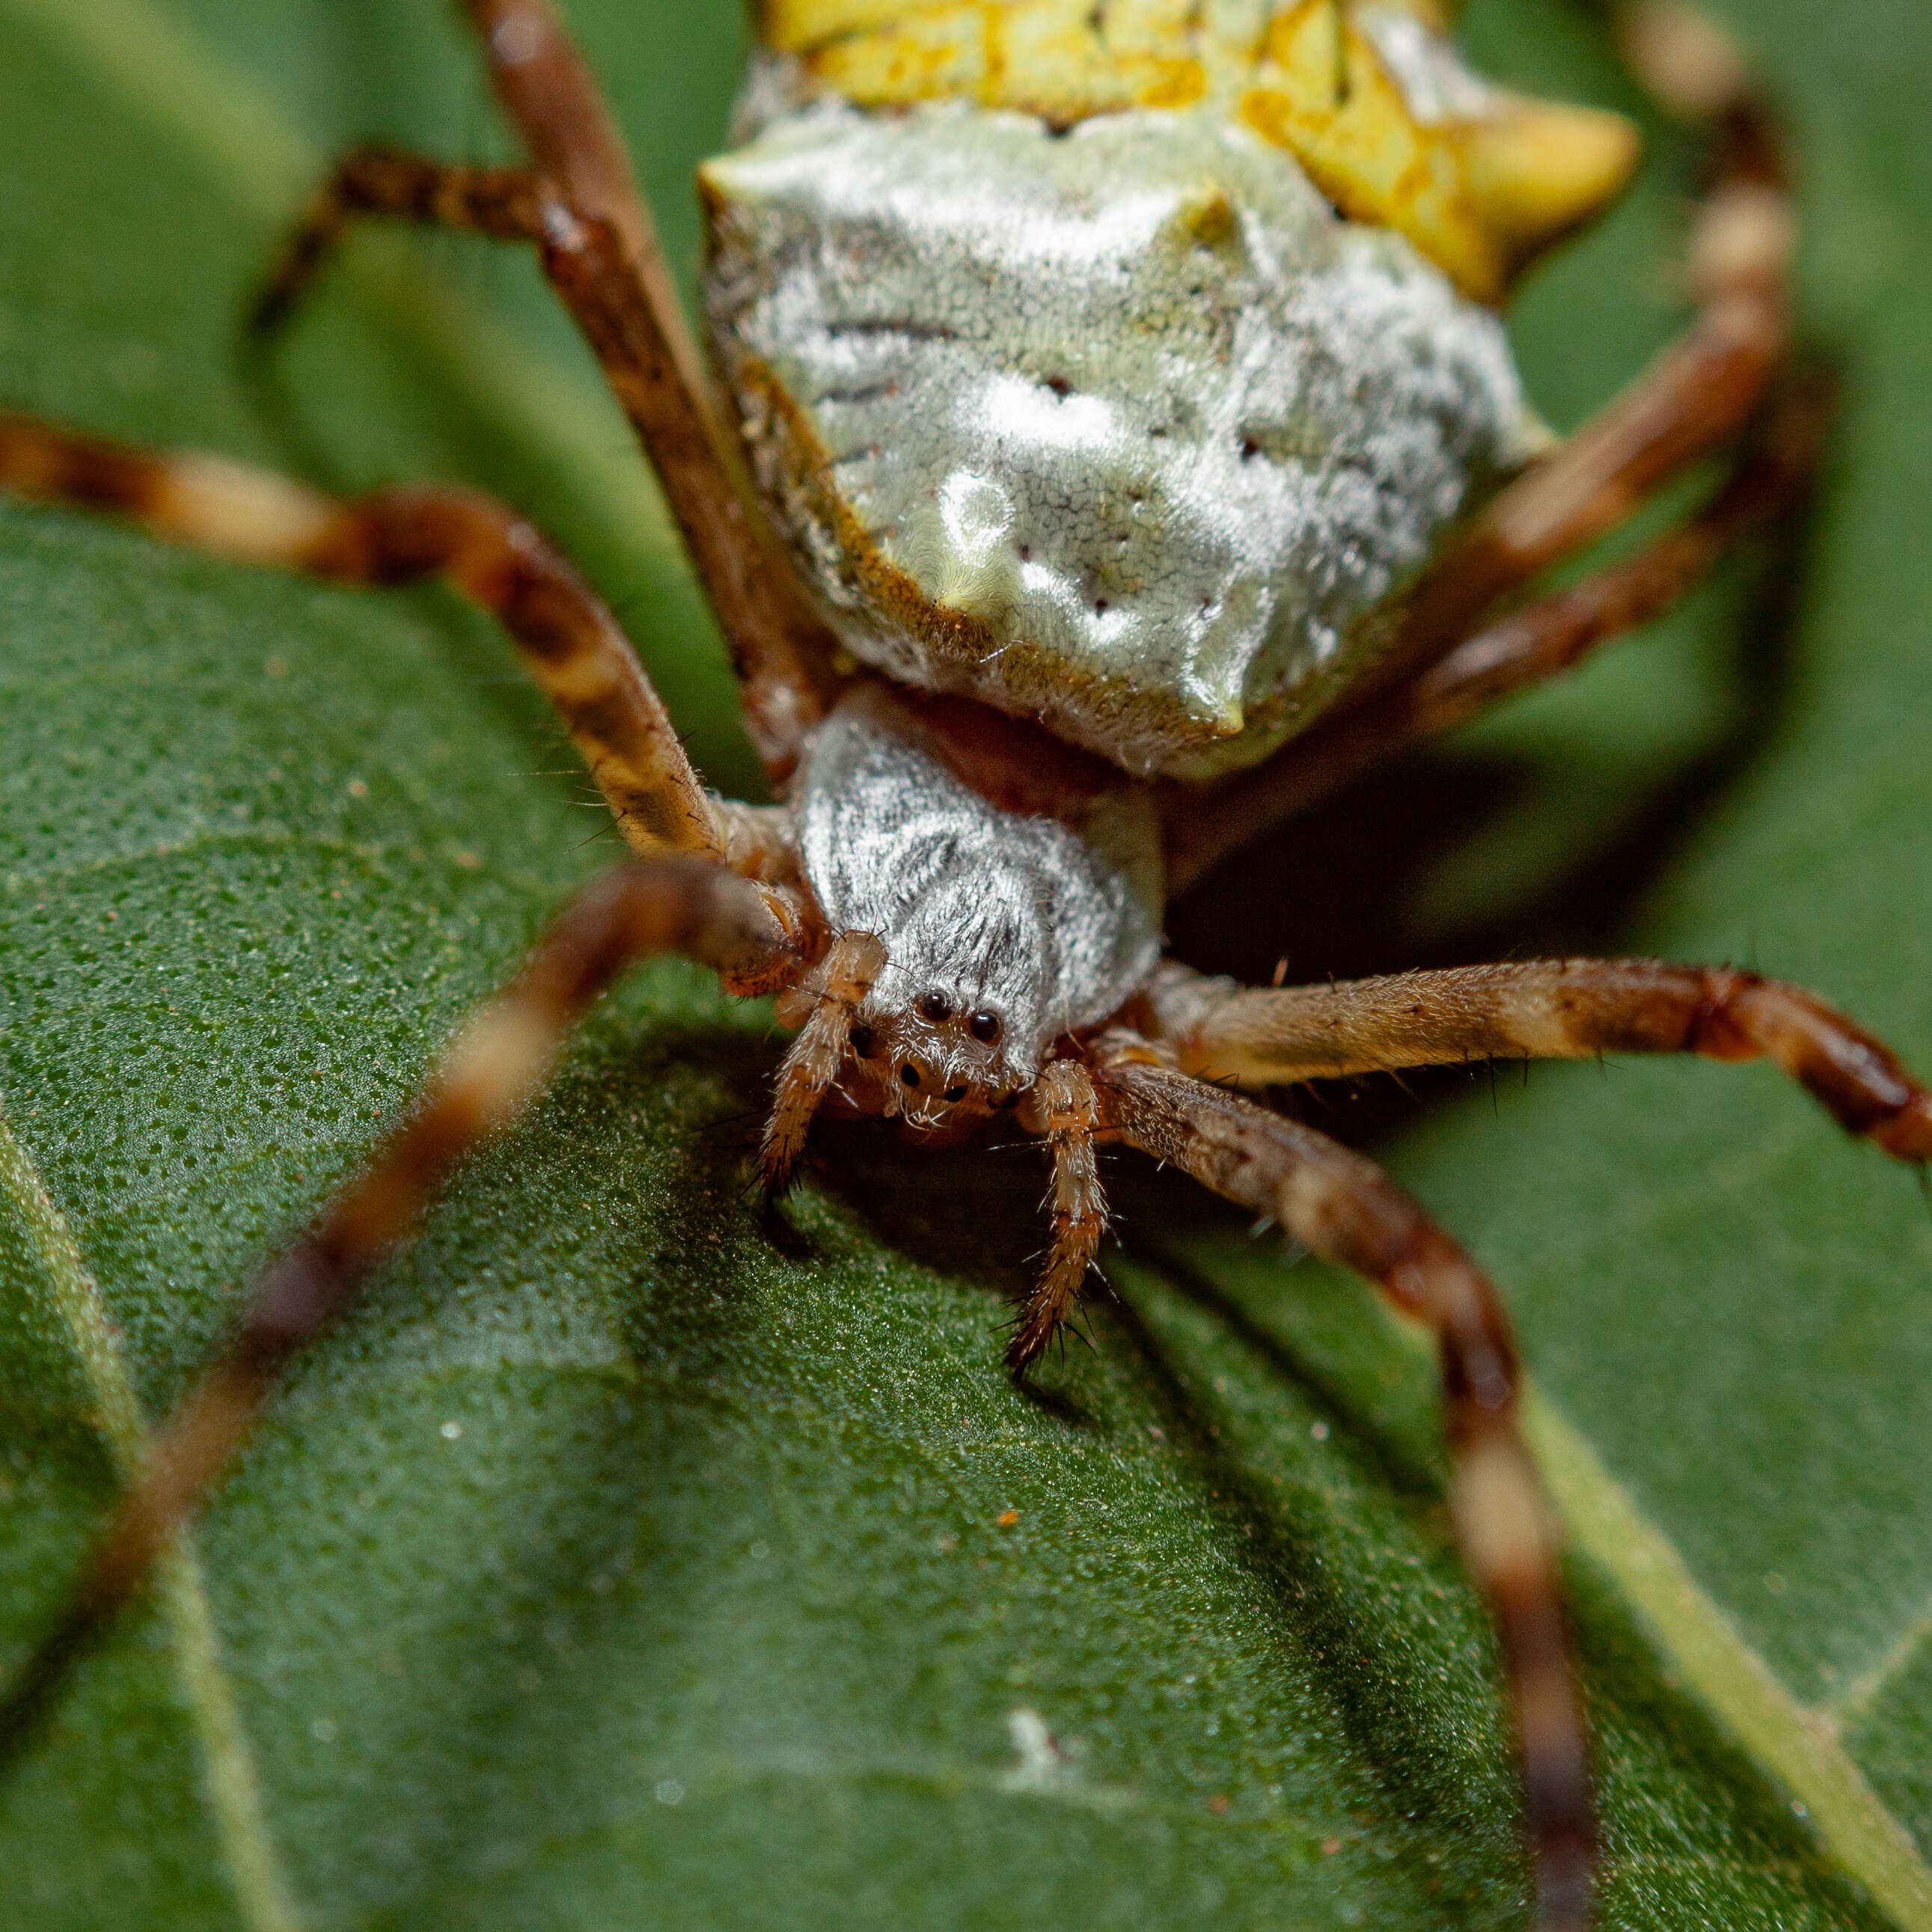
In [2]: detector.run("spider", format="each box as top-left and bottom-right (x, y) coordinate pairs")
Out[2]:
(0, 2), (1925, 1928)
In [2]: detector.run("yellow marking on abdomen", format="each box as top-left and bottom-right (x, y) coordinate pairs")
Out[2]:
(758, 0), (1637, 304)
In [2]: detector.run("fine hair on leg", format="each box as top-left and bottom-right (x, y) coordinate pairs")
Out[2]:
(1086, 1034), (1595, 1932)
(0, 858), (804, 1759)
(763, 929), (887, 1191)
(250, 135), (837, 779)
(1009, 1059), (1107, 1369)
(0, 410), (724, 860)
(1140, 958), (1932, 1164)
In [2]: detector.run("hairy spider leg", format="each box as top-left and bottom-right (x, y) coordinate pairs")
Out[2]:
(763, 928), (888, 1190)
(1168, 0), (1800, 884)
(0, 411), (724, 862)
(1376, 0), (1793, 694)
(249, 0), (838, 784)
(1086, 1035), (1595, 1932)
(1396, 367), (1828, 747)
(252, 93), (837, 781)
(453, 0), (850, 774)
(1142, 959), (1932, 1164)
(1009, 1060), (1107, 1369)
(0, 857), (804, 1759)
(456, 0), (703, 414)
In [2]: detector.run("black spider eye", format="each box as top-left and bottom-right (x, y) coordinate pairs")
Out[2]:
(917, 991), (953, 1023)
(849, 1024), (875, 1058)
(968, 1009), (1001, 1044)
(899, 1063), (920, 1086)
(944, 1085), (967, 1101)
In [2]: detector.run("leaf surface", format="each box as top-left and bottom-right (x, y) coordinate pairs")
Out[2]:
(1, 1), (1931, 1928)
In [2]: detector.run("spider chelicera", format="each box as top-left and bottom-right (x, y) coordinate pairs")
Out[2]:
(1, 4), (1926, 1929)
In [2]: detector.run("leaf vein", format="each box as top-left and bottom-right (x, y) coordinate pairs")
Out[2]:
(1525, 1392), (1932, 1931)
(1830, 1598), (1932, 1729)
(0, 1104), (306, 1932)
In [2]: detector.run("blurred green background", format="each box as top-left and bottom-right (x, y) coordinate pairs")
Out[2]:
(1, 2), (1930, 1927)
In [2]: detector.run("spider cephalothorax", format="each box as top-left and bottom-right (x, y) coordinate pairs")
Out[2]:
(765, 679), (1161, 1158)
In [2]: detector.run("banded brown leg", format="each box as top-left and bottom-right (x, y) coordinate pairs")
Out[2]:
(1008, 1060), (1107, 1369)
(1374, 0), (1793, 691)
(1085, 1034), (1595, 1932)
(455, 0), (703, 407)
(1140, 959), (1932, 1164)
(252, 131), (837, 780)
(0, 409), (729, 860)
(0, 856), (805, 1758)
(762, 929), (888, 1191)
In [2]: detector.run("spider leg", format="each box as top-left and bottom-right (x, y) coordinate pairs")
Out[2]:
(251, 130), (837, 780)
(1166, 0), (1800, 885)
(1009, 1060), (1107, 1369)
(1398, 370), (1827, 748)
(762, 929), (887, 1193)
(1083, 1032), (1594, 1932)
(1375, 0), (1792, 697)
(1140, 959), (1932, 1163)
(0, 409), (730, 862)
(0, 856), (805, 1761)
(455, 0), (704, 406)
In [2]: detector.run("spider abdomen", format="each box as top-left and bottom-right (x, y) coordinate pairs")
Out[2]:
(703, 97), (1540, 779)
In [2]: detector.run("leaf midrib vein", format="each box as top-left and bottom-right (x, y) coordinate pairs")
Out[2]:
(1526, 1393), (1932, 1928)
(0, 1104), (305, 1932)
(1132, 1244), (1932, 1929)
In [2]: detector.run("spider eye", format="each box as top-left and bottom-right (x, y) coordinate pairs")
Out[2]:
(968, 1009), (1001, 1044)
(944, 1085), (967, 1101)
(849, 1024), (875, 1058)
(899, 1063), (920, 1087)
(917, 991), (953, 1023)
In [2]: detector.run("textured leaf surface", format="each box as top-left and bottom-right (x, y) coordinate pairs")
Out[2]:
(1, 1), (1930, 1928)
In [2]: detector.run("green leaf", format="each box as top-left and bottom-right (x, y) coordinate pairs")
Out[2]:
(2, 1), (1930, 1928)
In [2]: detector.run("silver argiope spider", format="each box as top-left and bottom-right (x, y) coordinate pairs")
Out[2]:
(1, 3), (1927, 1927)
